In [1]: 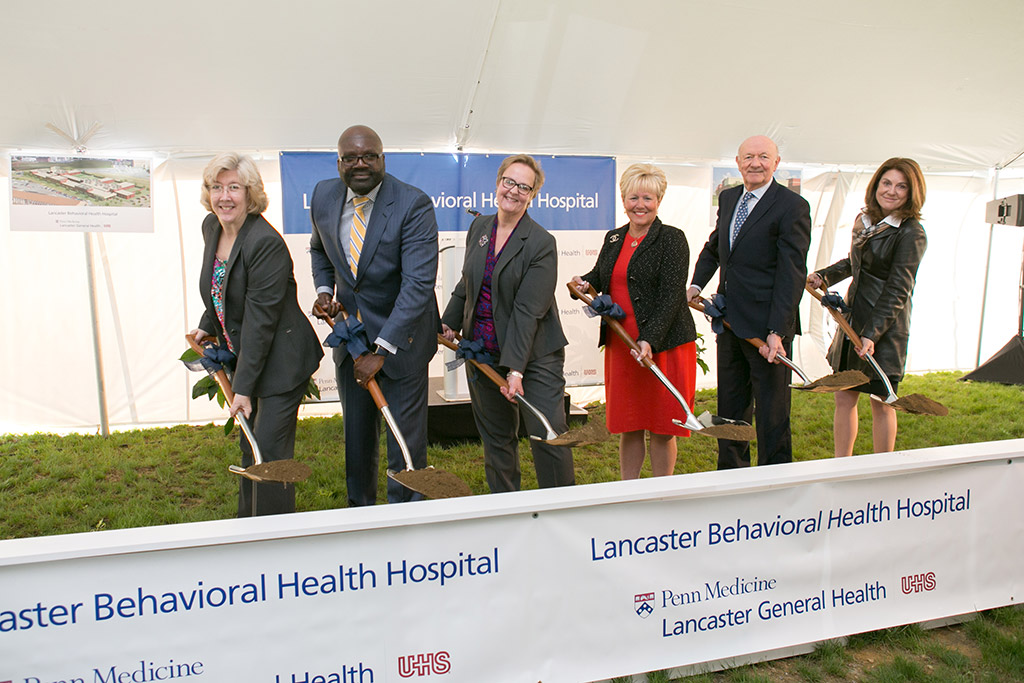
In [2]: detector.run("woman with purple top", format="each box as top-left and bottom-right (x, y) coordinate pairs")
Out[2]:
(441, 154), (575, 493)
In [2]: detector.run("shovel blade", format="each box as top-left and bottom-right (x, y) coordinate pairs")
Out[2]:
(672, 412), (757, 441)
(870, 392), (949, 416)
(539, 419), (612, 446)
(387, 467), (472, 499)
(792, 370), (870, 393)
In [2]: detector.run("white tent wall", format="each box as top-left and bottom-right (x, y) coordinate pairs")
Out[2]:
(4, 0), (1024, 432)
(2, 155), (1023, 432)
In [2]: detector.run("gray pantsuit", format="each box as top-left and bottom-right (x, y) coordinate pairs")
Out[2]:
(467, 348), (573, 492)
(442, 211), (575, 493)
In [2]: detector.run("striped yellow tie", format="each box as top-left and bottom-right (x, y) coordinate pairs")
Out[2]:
(349, 196), (369, 277)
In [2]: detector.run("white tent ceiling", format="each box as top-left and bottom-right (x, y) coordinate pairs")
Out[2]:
(4, 0), (1024, 169)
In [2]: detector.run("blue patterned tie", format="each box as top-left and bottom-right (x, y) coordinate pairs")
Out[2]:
(731, 191), (756, 246)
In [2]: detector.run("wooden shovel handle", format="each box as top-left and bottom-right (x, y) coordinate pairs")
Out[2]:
(805, 284), (864, 350)
(566, 281), (655, 369)
(312, 303), (388, 410)
(184, 334), (235, 404)
(436, 333), (510, 390)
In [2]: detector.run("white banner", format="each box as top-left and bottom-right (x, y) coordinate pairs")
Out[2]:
(2, 440), (1022, 682)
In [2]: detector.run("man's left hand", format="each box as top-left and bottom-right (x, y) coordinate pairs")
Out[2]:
(760, 333), (787, 364)
(354, 353), (385, 386)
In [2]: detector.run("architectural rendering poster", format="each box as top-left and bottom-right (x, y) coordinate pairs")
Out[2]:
(9, 155), (153, 232)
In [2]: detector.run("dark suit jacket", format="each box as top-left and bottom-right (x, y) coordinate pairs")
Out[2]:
(818, 217), (927, 379)
(691, 180), (812, 339)
(580, 218), (696, 353)
(441, 212), (567, 372)
(309, 173), (440, 379)
(198, 213), (323, 397)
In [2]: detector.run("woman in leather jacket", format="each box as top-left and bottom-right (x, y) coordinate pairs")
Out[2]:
(807, 158), (927, 457)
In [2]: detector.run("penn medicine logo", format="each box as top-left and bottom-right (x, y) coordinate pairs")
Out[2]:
(635, 592), (655, 619)
(901, 572), (936, 594)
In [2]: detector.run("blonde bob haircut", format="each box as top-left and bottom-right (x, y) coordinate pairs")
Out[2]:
(619, 163), (667, 201)
(496, 154), (545, 198)
(200, 152), (269, 215)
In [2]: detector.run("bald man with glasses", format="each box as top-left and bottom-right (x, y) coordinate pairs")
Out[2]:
(310, 124), (440, 506)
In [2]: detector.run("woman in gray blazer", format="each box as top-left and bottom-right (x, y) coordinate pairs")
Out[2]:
(441, 155), (574, 493)
(190, 153), (323, 515)
(808, 157), (927, 457)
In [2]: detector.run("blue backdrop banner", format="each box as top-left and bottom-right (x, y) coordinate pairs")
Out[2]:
(280, 152), (615, 234)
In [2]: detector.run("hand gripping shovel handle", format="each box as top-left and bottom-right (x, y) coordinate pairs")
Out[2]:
(185, 335), (263, 465)
(312, 304), (415, 471)
(566, 282), (705, 432)
(436, 332), (560, 441)
(805, 285), (899, 403)
(686, 299), (811, 385)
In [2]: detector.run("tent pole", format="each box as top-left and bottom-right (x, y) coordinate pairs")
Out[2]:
(975, 170), (1000, 366)
(976, 224), (994, 368)
(84, 232), (110, 437)
(96, 233), (139, 423)
(1019, 237), (1024, 337)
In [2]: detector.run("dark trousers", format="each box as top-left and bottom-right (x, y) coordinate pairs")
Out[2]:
(237, 380), (306, 517)
(467, 349), (575, 493)
(337, 354), (429, 506)
(715, 329), (793, 469)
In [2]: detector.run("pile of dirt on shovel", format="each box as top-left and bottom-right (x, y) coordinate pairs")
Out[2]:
(894, 393), (949, 416)
(804, 369), (869, 391)
(547, 419), (612, 446)
(699, 423), (757, 441)
(392, 469), (473, 499)
(245, 460), (311, 483)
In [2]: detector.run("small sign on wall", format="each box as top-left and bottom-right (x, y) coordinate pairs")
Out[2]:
(9, 154), (153, 232)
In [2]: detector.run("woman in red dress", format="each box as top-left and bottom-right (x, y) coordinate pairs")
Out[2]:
(573, 164), (697, 478)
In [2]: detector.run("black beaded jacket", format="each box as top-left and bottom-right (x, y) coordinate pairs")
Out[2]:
(580, 218), (696, 353)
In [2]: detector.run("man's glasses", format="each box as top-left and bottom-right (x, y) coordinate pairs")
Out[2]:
(339, 153), (382, 166)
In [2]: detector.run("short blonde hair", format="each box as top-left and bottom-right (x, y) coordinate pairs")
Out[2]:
(619, 163), (667, 201)
(200, 152), (269, 215)
(496, 154), (545, 197)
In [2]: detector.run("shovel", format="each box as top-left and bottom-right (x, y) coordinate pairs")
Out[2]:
(806, 285), (948, 416)
(437, 332), (609, 446)
(687, 298), (869, 392)
(566, 282), (755, 441)
(183, 335), (312, 486)
(313, 303), (472, 499)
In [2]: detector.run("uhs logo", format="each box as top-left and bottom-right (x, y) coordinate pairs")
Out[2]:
(398, 651), (451, 677)
(901, 572), (936, 594)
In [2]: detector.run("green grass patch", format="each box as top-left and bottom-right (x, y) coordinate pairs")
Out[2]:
(966, 609), (1024, 677)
